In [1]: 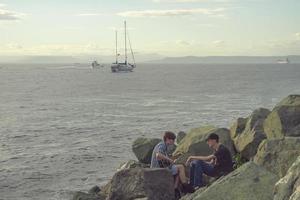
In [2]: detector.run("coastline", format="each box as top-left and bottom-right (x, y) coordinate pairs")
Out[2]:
(73, 94), (300, 200)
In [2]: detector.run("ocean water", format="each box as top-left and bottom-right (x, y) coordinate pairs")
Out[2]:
(0, 63), (300, 200)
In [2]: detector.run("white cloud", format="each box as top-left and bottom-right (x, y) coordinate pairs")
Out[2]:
(6, 43), (23, 49)
(213, 40), (225, 47)
(0, 4), (25, 20)
(176, 40), (191, 46)
(117, 8), (225, 17)
(295, 32), (300, 40)
(77, 13), (105, 16)
(0, 44), (114, 56)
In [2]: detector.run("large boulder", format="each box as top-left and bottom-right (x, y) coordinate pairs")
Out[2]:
(107, 168), (175, 200)
(72, 186), (106, 200)
(72, 191), (106, 200)
(264, 95), (300, 139)
(132, 138), (161, 164)
(274, 155), (300, 200)
(232, 108), (270, 160)
(173, 126), (235, 164)
(230, 117), (248, 139)
(117, 160), (149, 171)
(254, 137), (300, 177)
(176, 131), (187, 144)
(181, 162), (278, 200)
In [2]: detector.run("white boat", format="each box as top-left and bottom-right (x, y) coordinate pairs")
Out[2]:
(277, 58), (290, 64)
(111, 21), (136, 73)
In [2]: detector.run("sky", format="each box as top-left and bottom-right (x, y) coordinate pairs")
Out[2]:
(0, 0), (300, 57)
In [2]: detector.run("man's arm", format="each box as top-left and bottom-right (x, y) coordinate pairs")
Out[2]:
(156, 152), (174, 163)
(185, 155), (215, 166)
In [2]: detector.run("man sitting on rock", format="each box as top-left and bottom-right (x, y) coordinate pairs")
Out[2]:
(185, 133), (233, 189)
(150, 131), (189, 195)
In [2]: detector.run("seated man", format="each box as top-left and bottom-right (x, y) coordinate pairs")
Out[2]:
(185, 133), (233, 189)
(150, 131), (188, 194)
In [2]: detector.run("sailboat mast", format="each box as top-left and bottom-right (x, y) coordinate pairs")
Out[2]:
(115, 30), (118, 64)
(124, 21), (127, 64)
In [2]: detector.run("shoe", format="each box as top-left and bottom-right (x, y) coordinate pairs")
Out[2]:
(181, 183), (195, 194)
(174, 188), (181, 199)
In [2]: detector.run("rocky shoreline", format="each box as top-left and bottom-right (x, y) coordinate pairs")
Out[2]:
(73, 95), (300, 200)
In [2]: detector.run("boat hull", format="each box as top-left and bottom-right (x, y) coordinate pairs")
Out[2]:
(111, 63), (135, 73)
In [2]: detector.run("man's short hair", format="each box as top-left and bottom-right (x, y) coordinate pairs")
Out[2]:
(205, 133), (219, 143)
(163, 131), (176, 141)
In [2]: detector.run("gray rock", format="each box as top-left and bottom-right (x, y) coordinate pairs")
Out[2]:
(181, 162), (278, 200)
(177, 131), (187, 144)
(72, 191), (106, 200)
(264, 95), (300, 139)
(290, 190), (300, 200)
(132, 138), (161, 164)
(173, 126), (235, 164)
(230, 117), (247, 139)
(117, 160), (149, 171)
(274, 156), (300, 200)
(107, 168), (175, 200)
(167, 144), (177, 156)
(254, 137), (300, 177)
(233, 108), (270, 160)
(88, 186), (101, 194)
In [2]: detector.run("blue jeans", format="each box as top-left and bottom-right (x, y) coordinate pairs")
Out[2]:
(189, 160), (215, 187)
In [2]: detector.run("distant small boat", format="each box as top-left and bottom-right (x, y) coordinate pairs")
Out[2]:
(111, 21), (136, 73)
(277, 58), (290, 64)
(91, 61), (104, 69)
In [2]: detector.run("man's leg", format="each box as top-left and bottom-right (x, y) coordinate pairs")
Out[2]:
(170, 165), (180, 189)
(175, 164), (188, 184)
(190, 160), (214, 188)
(189, 161), (196, 186)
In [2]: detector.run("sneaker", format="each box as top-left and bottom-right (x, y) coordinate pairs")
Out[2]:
(181, 183), (195, 194)
(174, 188), (181, 199)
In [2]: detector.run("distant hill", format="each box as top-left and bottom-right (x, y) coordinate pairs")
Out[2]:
(0, 53), (164, 64)
(148, 56), (300, 64)
(1, 55), (300, 64)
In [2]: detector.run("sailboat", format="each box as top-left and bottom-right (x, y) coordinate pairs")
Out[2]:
(111, 21), (136, 73)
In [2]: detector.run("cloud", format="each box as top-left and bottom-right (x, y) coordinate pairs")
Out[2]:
(77, 13), (105, 16)
(295, 32), (300, 40)
(7, 43), (23, 49)
(213, 40), (225, 47)
(0, 44), (115, 56)
(0, 5), (24, 20)
(176, 40), (191, 46)
(117, 8), (225, 17)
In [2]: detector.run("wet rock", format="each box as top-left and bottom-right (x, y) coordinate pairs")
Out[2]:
(72, 191), (106, 200)
(167, 144), (177, 156)
(132, 138), (161, 164)
(274, 155), (300, 200)
(254, 137), (300, 177)
(264, 95), (300, 139)
(233, 108), (270, 160)
(88, 186), (101, 194)
(230, 117), (247, 139)
(107, 168), (175, 200)
(176, 131), (187, 144)
(173, 126), (235, 164)
(117, 160), (149, 171)
(181, 162), (278, 200)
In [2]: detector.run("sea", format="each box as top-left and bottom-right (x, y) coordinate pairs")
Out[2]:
(0, 63), (300, 200)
